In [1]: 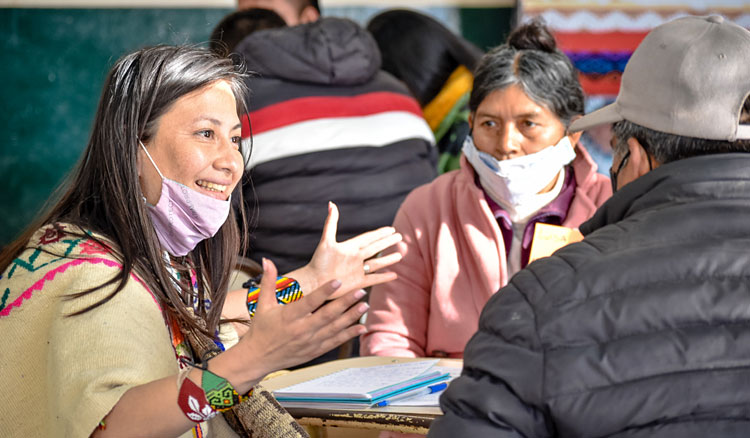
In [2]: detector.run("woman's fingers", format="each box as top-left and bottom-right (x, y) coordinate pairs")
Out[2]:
(283, 279), (343, 319)
(360, 272), (398, 290)
(342, 226), (398, 249)
(322, 300), (369, 335)
(360, 233), (403, 261)
(275, 289), (368, 362)
(304, 288), (367, 331)
(315, 324), (367, 356)
(318, 201), (340, 245)
(363, 250), (402, 273)
(256, 258), (279, 312)
(308, 300), (369, 349)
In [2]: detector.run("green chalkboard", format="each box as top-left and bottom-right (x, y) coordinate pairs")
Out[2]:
(460, 7), (515, 51)
(0, 8), (231, 247)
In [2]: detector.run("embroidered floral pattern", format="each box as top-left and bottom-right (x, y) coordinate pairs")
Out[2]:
(186, 395), (218, 422)
(38, 224), (66, 245)
(79, 239), (110, 256)
(0, 257), (159, 318)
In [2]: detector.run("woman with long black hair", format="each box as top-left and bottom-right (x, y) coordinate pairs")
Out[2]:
(0, 45), (400, 437)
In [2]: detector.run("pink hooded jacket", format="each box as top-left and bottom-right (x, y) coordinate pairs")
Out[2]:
(361, 146), (611, 358)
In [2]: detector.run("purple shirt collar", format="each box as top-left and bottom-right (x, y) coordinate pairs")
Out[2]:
(483, 166), (577, 268)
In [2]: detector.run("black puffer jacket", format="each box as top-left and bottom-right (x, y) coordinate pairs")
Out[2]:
(431, 153), (750, 437)
(235, 18), (437, 272)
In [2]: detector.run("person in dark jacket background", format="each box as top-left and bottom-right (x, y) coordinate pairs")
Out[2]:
(430, 15), (750, 438)
(210, 8), (286, 55)
(232, 17), (436, 275)
(237, 0), (320, 26)
(367, 9), (484, 173)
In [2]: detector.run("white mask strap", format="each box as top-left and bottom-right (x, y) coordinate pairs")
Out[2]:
(138, 140), (165, 180)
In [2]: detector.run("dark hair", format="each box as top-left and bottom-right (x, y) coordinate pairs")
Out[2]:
(210, 8), (286, 54)
(741, 97), (750, 124)
(0, 45), (250, 337)
(367, 9), (483, 107)
(469, 18), (584, 127)
(612, 107), (750, 164)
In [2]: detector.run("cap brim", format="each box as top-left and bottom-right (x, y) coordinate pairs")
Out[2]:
(569, 102), (623, 133)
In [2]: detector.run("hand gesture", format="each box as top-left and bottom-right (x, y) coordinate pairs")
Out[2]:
(235, 258), (369, 378)
(300, 202), (402, 298)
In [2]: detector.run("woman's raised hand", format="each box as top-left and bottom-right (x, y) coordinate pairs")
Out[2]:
(226, 258), (369, 386)
(293, 202), (402, 298)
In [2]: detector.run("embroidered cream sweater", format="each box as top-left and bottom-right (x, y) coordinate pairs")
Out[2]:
(0, 224), (238, 437)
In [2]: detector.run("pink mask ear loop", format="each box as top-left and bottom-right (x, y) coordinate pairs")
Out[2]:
(138, 140), (165, 180)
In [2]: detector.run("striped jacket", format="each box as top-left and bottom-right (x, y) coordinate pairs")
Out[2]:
(235, 17), (437, 272)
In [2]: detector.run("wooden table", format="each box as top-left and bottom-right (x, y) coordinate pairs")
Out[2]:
(261, 356), (462, 435)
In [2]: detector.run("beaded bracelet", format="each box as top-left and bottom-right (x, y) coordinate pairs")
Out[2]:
(246, 276), (303, 317)
(202, 369), (250, 412)
(178, 372), (218, 422)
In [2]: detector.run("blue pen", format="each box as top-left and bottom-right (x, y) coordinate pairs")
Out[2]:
(375, 382), (449, 407)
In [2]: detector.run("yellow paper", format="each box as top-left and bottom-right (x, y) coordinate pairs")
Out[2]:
(528, 223), (584, 263)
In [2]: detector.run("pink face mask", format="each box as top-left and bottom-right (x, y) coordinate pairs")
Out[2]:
(139, 141), (231, 256)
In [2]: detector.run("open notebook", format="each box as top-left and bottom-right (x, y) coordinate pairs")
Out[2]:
(273, 359), (451, 409)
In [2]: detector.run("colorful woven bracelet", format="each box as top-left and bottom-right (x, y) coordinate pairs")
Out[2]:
(246, 276), (303, 317)
(201, 369), (250, 412)
(178, 373), (219, 422)
(177, 369), (253, 421)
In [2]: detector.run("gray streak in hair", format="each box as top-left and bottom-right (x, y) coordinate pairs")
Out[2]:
(612, 119), (750, 164)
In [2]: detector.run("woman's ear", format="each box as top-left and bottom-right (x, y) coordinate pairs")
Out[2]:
(567, 130), (583, 147)
(468, 112), (474, 132)
(566, 115), (583, 146)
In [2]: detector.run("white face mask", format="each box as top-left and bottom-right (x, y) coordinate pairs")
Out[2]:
(463, 135), (576, 219)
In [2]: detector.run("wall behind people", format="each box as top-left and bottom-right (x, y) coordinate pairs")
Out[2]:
(0, 2), (514, 248)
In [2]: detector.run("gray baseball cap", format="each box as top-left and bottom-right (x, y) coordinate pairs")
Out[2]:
(570, 15), (750, 141)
